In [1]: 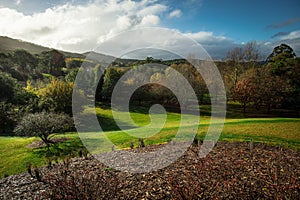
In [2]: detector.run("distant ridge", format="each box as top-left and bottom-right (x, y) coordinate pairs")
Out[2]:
(0, 36), (143, 67)
(0, 36), (85, 58)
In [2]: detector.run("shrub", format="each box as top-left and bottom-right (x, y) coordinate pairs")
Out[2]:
(43, 159), (119, 200)
(0, 102), (19, 134)
(138, 138), (145, 148)
(37, 78), (73, 115)
(14, 112), (74, 145)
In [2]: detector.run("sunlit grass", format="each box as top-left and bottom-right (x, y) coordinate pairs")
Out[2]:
(0, 137), (41, 177)
(0, 105), (299, 177)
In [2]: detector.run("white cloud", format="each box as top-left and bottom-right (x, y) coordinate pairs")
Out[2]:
(280, 30), (300, 40)
(3, 0), (291, 60)
(184, 32), (228, 43)
(0, 0), (168, 53)
(140, 14), (160, 25)
(169, 9), (182, 18)
(183, 31), (239, 59)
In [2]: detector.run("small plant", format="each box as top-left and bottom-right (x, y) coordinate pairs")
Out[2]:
(27, 162), (33, 178)
(47, 159), (52, 169)
(34, 166), (43, 182)
(43, 158), (119, 199)
(130, 142), (134, 149)
(249, 139), (254, 155)
(192, 137), (199, 146)
(138, 138), (145, 148)
(78, 149), (83, 157)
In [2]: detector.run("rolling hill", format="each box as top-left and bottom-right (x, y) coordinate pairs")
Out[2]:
(0, 36), (89, 58)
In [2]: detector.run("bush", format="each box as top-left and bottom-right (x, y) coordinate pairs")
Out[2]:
(14, 112), (74, 145)
(0, 102), (19, 134)
(0, 72), (18, 103)
(37, 78), (73, 115)
(43, 159), (119, 200)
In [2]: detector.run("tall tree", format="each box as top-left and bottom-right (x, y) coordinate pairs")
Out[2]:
(243, 41), (259, 62)
(267, 44), (296, 76)
(101, 68), (126, 101)
(13, 49), (37, 72)
(266, 44), (299, 112)
(38, 50), (65, 76)
(226, 41), (260, 92)
(231, 77), (256, 113)
(267, 44), (296, 63)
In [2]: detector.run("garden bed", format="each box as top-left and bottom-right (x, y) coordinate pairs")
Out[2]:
(1, 141), (299, 199)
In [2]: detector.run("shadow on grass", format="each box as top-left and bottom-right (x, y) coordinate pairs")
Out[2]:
(76, 112), (136, 132)
(32, 136), (85, 160)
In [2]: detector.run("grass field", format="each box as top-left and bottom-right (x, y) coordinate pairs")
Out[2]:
(0, 105), (299, 177)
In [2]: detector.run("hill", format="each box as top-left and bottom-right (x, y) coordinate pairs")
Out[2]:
(0, 36), (85, 58)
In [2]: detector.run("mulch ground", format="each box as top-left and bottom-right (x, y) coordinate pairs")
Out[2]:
(1, 141), (299, 199)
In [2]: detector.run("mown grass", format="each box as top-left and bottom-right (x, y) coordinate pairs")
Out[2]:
(0, 105), (299, 177)
(0, 133), (84, 177)
(0, 137), (41, 177)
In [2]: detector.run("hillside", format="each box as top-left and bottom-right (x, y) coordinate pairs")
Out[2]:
(0, 36), (85, 58)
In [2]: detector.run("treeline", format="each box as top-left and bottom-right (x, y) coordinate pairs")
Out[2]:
(224, 43), (299, 113)
(0, 43), (299, 135)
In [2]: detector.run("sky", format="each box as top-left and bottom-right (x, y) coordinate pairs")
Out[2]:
(0, 0), (300, 59)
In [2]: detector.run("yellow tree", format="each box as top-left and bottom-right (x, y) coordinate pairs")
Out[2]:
(37, 78), (74, 115)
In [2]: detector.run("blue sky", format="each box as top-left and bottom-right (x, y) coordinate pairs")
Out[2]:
(0, 0), (299, 59)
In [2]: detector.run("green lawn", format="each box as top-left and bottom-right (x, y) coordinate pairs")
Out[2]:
(0, 105), (300, 177)
(0, 133), (84, 177)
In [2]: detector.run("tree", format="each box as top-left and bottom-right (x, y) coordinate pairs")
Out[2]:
(235, 66), (291, 113)
(65, 68), (79, 83)
(66, 58), (83, 69)
(267, 44), (296, 63)
(37, 78), (74, 115)
(243, 41), (259, 62)
(257, 72), (289, 113)
(231, 77), (256, 113)
(0, 72), (17, 102)
(266, 44), (299, 111)
(267, 44), (296, 76)
(0, 102), (18, 134)
(13, 49), (37, 72)
(226, 41), (260, 91)
(38, 50), (65, 76)
(14, 112), (73, 145)
(101, 68), (126, 101)
(170, 63), (208, 104)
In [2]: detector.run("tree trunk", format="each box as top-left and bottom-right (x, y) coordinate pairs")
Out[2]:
(40, 136), (55, 146)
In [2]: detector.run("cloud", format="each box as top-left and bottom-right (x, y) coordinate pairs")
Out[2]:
(2, 0), (298, 60)
(168, 9), (182, 18)
(182, 32), (240, 59)
(271, 31), (289, 38)
(0, 0), (168, 53)
(266, 17), (300, 29)
(184, 32), (229, 43)
(279, 30), (300, 40)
